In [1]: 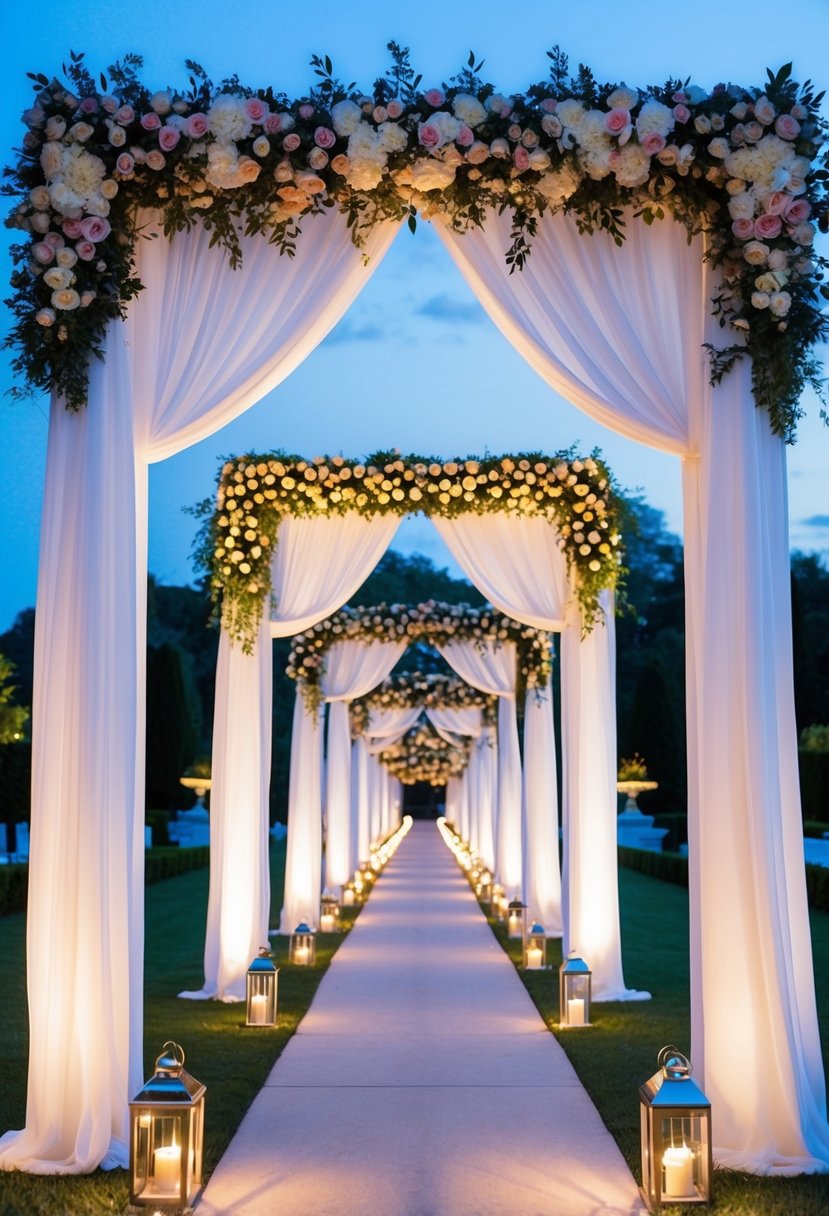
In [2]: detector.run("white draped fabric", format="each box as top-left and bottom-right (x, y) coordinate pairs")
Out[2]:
(474, 726), (498, 873)
(437, 640), (522, 895)
(522, 688), (563, 937)
(426, 706), (484, 855)
(0, 210), (398, 1174)
(436, 207), (829, 1170)
(362, 709), (423, 844)
(322, 641), (408, 890)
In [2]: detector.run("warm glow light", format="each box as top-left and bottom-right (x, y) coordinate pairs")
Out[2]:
(663, 1144), (695, 1198)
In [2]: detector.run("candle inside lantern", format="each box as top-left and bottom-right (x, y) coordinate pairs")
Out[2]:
(526, 946), (543, 970)
(663, 1144), (695, 1198)
(320, 913), (335, 933)
(342, 888), (355, 906)
(249, 993), (268, 1024)
(567, 997), (585, 1026)
(153, 1143), (181, 1194)
(294, 945), (309, 965)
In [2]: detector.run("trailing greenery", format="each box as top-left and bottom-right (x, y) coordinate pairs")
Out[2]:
(378, 721), (471, 785)
(4, 48), (828, 437)
(195, 450), (622, 648)
(350, 671), (497, 738)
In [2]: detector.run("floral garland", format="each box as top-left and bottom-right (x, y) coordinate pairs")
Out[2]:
(4, 48), (828, 436)
(196, 449), (621, 647)
(350, 672), (497, 739)
(285, 602), (552, 717)
(378, 721), (471, 786)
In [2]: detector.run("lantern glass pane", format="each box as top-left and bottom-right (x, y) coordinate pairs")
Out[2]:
(659, 1114), (709, 1201)
(246, 969), (277, 1025)
(562, 974), (591, 1025)
(525, 935), (545, 970)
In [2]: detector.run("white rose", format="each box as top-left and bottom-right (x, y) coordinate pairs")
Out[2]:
(708, 137), (729, 159)
(694, 115), (712, 134)
(743, 240), (770, 266)
(791, 221), (815, 245)
(730, 102), (749, 120)
(307, 146), (328, 170)
(607, 85), (639, 111)
(108, 125), (127, 147)
(753, 95), (776, 125)
(557, 99), (586, 130)
(541, 113), (562, 138)
(613, 142), (651, 188)
(465, 140), (489, 165)
(410, 158), (457, 192)
(728, 192), (755, 221)
(636, 97), (674, 139)
(84, 194), (110, 218)
(751, 291), (770, 309)
(424, 110), (461, 146)
(30, 211), (51, 233)
(29, 185), (51, 210)
(378, 121), (408, 153)
(56, 247), (78, 268)
(331, 99), (362, 137)
(452, 93), (486, 128)
(754, 273), (779, 293)
(100, 179), (119, 200)
(768, 291), (791, 316)
(767, 248), (789, 270)
(535, 162), (583, 206)
(252, 135), (270, 157)
(527, 148), (551, 172)
(40, 141), (65, 179)
(150, 91), (172, 115)
(36, 308), (56, 327)
(51, 287), (80, 310)
(487, 93), (511, 114)
(43, 267), (73, 289)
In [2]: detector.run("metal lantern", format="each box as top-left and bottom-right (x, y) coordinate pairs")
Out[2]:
(128, 1041), (205, 1209)
(341, 880), (357, 907)
(320, 889), (340, 933)
(352, 870), (366, 899)
(491, 882), (506, 920)
(559, 951), (592, 1027)
(289, 922), (317, 966)
(639, 1046), (712, 1210)
(524, 922), (547, 970)
(359, 862), (375, 890)
(507, 897), (527, 942)
(246, 946), (278, 1027)
(476, 870), (492, 906)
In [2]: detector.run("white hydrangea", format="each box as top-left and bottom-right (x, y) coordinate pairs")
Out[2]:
(423, 111), (462, 146)
(452, 93), (487, 128)
(557, 99), (586, 131)
(345, 158), (386, 191)
(607, 85), (639, 111)
(410, 158), (457, 191)
(347, 121), (384, 158)
(207, 95), (253, 144)
(535, 161), (582, 207)
(205, 143), (241, 190)
(331, 99), (363, 137)
(725, 135), (795, 192)
(635, 98), (675, 140)
(378, 122), (408, 153)
(613, 142), (651, 188)
(728, 192), (756, 221)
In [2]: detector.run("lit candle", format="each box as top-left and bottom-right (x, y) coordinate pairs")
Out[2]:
(567, 997), (585, 1026)
(320, 913), (335, 933)
(508, 916), (522, 939)
(343, 888), (355, 906)
(294, 945), (309, 965)
(663, 1144), (695, 1198)
(526, 946), (543, 970)
(249, 993), (268, 1024)
(153, 1144), (181, 1194)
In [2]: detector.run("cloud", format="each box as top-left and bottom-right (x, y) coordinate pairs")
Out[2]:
(801, 514), (829, 528)
(323, 318), (385, 345)
(416, 293), (485, 324)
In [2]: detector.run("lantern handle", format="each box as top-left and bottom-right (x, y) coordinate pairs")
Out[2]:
(155, 1040), (186, 1073)
(658, 1044), (692, 1077)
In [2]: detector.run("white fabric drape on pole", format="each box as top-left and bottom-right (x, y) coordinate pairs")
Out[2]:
(0, 210), (399, 1174)
(522, 687), (563, 937)
(437, 640), (522, 895)
(362, 708), (423, 845)
(436, 207), (829, 1170)
(426, 705), (484, 854)
(475, 726), (498, 873)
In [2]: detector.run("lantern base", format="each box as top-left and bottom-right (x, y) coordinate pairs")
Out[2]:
(638, 1185), (710, 1212)
(128, 1201), (198, 1215)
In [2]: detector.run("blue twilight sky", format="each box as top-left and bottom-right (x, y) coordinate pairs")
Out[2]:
(1, 0), (827, 632)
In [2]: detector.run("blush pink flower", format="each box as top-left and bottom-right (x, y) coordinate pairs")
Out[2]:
(784, 198), (811, 224)
(62, 218), (84, 239)
(731, 217), (755, 241)
(244, 97), (269, 123)
(672, 104), (691, 123)
(387, 100), (403, 120)
(373, 106), (388, 123)
(541, 97), (557, 113)
(158, 125), (181, 152)
(424, 88), (445, 108)
(44, 232), (64, 249)
(81, 216), (111, 243)
(145, 150), (166, 170)
(282, 132), (301, 152)
(754, 213), (783, 240)
(75, 240), (96, 261)
(263, 113), (283, 134)
(672, 90), (688, 104)
(764, 191), (790, 216)
(31, 241), (55, 265)
(605, 107), (631, 134)
(185, 112), (209, 139)
(418, 123), (441, 149)
(330, 153), (350, 174)
(116, 152), (136, 176)
(513, 146), (530, 171)
(775, 113), (801, 140)
(79, 96), (98, 114)
(314, 126), (336, 149)
(642, 132), (666, 155)
(141, 112), (162, 131)
(298, 103), (315, 120)
(456, 124), (474, 147)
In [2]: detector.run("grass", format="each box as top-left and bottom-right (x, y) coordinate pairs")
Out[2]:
(0, 840), (359, 1215)
(486, 867), (829, 1215)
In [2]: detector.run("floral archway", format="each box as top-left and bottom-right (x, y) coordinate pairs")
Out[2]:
(2, 44), (827, 1179)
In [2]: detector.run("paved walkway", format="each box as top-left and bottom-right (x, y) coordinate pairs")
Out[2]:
(198, 822), (644, 1216)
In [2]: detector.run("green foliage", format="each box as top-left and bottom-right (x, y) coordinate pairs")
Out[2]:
(144, 844), (209, 885)
(145, 643), (198, 810)
(800, 724), (829, 751)
(0, 656), (29, 745)
(799, 750), (829, 824)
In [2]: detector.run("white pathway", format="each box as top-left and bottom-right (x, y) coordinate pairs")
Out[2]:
(198, 822), (645, 1216)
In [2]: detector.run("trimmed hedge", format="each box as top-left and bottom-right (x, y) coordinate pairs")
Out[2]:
(0, 846), (210, 918)
(618, 845), (829, 913)
(799, 750), (829, 823)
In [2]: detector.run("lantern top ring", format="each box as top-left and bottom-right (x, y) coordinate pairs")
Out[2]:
(155, 1040), (186, 1075)
(657, 1044), (693, 1079)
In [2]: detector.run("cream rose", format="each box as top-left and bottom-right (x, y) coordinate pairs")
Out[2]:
(452, 93), (487, 128)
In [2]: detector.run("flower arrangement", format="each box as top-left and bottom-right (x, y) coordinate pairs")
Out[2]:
(350, 672), (497, 738)
(285, 601), (552, 716)
(378, 720), (471, 785)
(4, 47), (828, 435)
(195, 448), (622, 648)
(617, 753), (649, 781)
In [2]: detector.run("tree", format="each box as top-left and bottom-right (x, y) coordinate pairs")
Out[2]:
(0, 655), (29, 744)
(145, 643), (199, 810)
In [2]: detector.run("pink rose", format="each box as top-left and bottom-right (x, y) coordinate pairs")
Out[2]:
(79, 96), (98, 114)
(424, 88), (445, 107)
(298, 103), (315, 120)
(541, 97), (557, 113)
(264, 113), (283, 134)
(115, 152), (136, 176)
(754, 213), (782, 240)
(672, 90), (688, 104)
(764, 191), (790, 216)
(158, 125), (181, 152)
(456, 124), (474, 148)
(307, 147), (329, 170)
(731, 218), (755, 241)
(185, 112), (209, 139)
(672, 104), (691, 123)
(465, 140), (490, 164)
(75, 241), (96, 261)
(513, 146), (530, 171)
(605, 107), (631, 134)
(31, 241), (55, 265)
(784, 198), (811, 224)
(642, 132), (666, 155)
(81, 216), (111, 243)
(314, 126), (336, 148)
(775, 113), (801, 140)
(282, 132), (301, 152)
(418, 123), (440, 149)
(44, 232), (64, 249)
(100, 95), (118, 114)
(387, 100), (403, 120)
(373, 106), (388, 123)
(62, 218), (84, 239)
(744, 122), (763, 142)
(244, 97), (269, 123)
(141, 112), (162, 131)
(114, 105), (135, 125)
(145, 150), (166, 170)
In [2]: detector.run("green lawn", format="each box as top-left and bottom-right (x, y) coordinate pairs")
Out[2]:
(490, 867), (829, 1215)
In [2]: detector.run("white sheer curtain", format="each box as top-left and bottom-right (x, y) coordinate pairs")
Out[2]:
(426, 706), (483, 852)
(0, 210), (399, 1175)
(279, 639), (405, 934)
(522, 688), (562, 937)
(475, 726), (498, 873)
(362, 709), (423, 845)
(437, 640), (522, 895)
(436, 207), (829, 1171)
(184, 513), (399, 1002)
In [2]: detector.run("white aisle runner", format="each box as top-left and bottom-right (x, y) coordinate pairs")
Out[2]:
(198, 821), (644, 1215)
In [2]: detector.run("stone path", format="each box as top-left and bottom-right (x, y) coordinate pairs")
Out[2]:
(198, 821), (645, 1216)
